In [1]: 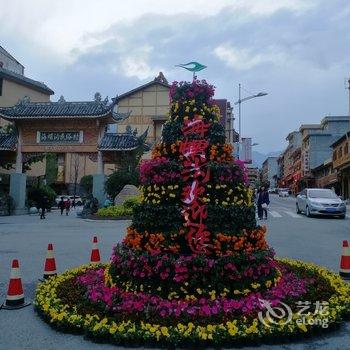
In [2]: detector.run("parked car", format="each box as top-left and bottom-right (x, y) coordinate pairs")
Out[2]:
(278, 188), (289, 197)
(55, 195), (69, 206)
(296, 188), (346, 218)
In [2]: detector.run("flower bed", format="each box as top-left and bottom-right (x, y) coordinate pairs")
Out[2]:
(108, 245), (279, 298)
(35, 259), (350, 347)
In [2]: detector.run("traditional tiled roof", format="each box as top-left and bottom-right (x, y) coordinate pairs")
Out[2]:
(0, 99), (129, 121)
(0, 67), (53, 95)
(99, 128), (149, 151)
(0, 133), (17, 151)
(98, 133), (140, 151)
(115, 73), (170, 102)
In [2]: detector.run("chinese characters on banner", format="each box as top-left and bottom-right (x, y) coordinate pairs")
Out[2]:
(180, 116), (212, 253)
(39, 131), (80, 143)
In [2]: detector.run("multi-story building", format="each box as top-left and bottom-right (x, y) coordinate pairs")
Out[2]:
(115, 72), (170, 145)
(332, 132), (350, 200)
(290, 146), (302, 193)
(276, 152), (285, 187)
(246, 164), (259, 187)
(278, 131), (301, 192)
(0, 46), (54, 128)
(261, 156), (278, 188)
(300, 117), (350, 188)
(312, 158), (338, 193)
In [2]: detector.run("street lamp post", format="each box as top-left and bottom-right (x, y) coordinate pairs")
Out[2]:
(234, 84), (268, 159)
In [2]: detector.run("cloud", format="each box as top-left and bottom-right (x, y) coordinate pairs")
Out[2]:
(1, 0), (350, 154)
(214, 45), (287, 70)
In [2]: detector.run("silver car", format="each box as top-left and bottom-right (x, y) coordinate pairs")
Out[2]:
(296, 188), (346, 219)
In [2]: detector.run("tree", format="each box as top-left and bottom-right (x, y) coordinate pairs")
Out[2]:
(105, 136), (147, 199)
(80, 175), (93, 194)
(45, 153), (58, 185)
(70, 153), (81, 196)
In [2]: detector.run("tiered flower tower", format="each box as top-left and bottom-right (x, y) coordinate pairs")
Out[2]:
(36, 80), (350, 347)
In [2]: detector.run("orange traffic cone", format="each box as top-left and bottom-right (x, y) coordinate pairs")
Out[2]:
(340, 240), (350, 279)
(90, 236), (101, 263)
(1, 259), (31, 310)
(43, 243), (57, 279)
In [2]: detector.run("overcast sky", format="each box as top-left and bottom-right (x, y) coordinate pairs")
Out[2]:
(1, 0), (350, 153)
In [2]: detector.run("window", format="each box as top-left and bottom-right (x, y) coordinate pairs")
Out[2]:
(345, 143), (349, 155)
(338, 147), (343, 158)
(333, 150), (337, 161)
(0, 78), (3, 96)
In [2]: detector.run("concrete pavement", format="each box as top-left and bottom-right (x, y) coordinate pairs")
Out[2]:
(0, 202), (350, 349)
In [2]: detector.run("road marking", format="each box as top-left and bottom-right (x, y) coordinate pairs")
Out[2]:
(269, 211), (282, 218)
(284, 211), (301, 218)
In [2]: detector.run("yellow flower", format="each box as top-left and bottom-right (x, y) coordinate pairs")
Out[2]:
(161, 326), (169, 337)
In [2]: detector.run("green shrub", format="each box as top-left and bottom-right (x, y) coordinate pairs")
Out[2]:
(122, 196), (141, 209)
(97, 196), (141, 218)
(97, 205), (133, 218)
(0, 193), (15, 215)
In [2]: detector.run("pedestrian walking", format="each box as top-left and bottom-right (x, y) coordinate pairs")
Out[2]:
(257, 186), (270, 220)
(65, 198), (71, 216)
(40, 196), (48, 219)
(58, 197), (65, 215)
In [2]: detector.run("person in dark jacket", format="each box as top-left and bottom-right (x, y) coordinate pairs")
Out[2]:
(257, 186), (270, 220)
(58, 197), (65, 215)
(40, 196), (48, 219)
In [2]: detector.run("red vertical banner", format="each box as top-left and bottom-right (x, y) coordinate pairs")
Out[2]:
(180, 115), (212, 254)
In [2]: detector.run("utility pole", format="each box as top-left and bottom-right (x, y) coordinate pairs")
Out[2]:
(348, 79), (350, 116)
(238, 83), (242, 159)
(234, 84), (268, 160)
(348, 79), (350, 130)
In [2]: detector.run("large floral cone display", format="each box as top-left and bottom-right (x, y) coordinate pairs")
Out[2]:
(35, 80), (350, 347)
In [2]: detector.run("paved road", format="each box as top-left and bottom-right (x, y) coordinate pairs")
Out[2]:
(0, 200), (349, 350)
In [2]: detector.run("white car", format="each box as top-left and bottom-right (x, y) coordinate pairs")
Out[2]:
(55, 195), (69, 205)
(278, 189), (289, 197)
(296, 188), (346, 219)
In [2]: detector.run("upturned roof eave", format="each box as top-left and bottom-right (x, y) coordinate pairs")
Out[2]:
(98, 146), (138, 151)
(0, 111), (113, 121)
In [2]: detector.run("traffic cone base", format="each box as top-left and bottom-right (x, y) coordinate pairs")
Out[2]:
(339, 271), (350, 279)
(1, 300), (31, 310)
